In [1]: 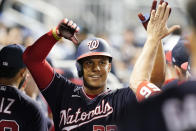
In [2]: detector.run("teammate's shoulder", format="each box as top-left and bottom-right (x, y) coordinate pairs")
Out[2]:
(162, 79), (185, 91)
(143, 80), (196, 103)
(0, 85), (23, 98)
(163, 80), (196, 93)
(0, 85), (42, 113)
(19, 91), (41, 108)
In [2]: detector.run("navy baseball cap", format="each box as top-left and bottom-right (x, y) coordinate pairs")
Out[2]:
(0, 44), (26, 69)
(172, 40), (190, 70)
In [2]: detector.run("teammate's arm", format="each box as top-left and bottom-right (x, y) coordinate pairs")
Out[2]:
(150, 43), (166, 87)
(138, 0), (166, 87)
(129, 2), (180, 101)
(23, 19), (79, 90)
(150, 0), (166, 87)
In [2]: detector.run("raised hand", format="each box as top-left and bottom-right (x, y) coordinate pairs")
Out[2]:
(147, 2), (180, 40)
(53, 18), (80, 45)
(138, 0), (169, 30)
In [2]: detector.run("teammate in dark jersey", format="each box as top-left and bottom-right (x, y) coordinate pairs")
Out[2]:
(0, 44), (47, 131)
(22, 19), (137, 130)
(121, 81), (196, 131)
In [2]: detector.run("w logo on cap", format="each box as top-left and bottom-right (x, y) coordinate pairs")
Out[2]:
(87, 40), (99, 51)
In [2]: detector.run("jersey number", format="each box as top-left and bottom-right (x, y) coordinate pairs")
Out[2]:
(0, 120), (19, 131)
(0, 97), (15, 114)
(93, 125), (117, 131)
(140, 83), (160, 98)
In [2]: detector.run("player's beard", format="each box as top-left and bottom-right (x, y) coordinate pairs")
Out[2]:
(83, 77), (104, 90)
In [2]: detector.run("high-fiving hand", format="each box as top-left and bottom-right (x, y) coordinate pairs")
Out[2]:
(138, 0), (169, 30)
(147, 2), (180, 40)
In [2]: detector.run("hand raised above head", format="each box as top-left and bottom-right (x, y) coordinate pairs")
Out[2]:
(138, 0), (170, 30)
(147, 2), (180, 40)
(53, 18), (80, 45)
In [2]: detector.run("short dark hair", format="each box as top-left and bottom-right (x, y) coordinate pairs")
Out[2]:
(0, 67), (20, 78)
(187, 0), (196, 29)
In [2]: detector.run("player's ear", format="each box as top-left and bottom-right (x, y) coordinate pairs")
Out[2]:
(19, 68), (27, 77)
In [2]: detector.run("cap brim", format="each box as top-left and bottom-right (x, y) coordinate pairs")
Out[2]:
(77, 52), (112, 61)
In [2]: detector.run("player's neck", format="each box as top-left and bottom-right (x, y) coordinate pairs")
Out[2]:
(83, 85), (105, 96)
(0, 77), (19, 89)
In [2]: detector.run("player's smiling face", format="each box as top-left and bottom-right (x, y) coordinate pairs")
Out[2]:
(82, 55), (111, 90)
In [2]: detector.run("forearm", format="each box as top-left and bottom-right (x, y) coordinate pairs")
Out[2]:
(150, 41), (166, 87)
(23, 30), (59, 90)
(23, 31), (58, 63)
(130, 38), (160, 93)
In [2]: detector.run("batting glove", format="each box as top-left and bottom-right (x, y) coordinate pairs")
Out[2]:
(52, 18), (80, 45)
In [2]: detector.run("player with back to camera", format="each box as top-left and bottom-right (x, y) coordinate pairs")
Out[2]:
(0, 44), (48, 131)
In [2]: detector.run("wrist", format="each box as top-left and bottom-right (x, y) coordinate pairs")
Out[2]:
(146, 36), (160, 46)
(147, 35), (159, 42)
(52, 27), (61, 40)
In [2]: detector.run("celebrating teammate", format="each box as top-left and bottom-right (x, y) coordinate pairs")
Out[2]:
(0, 44), (48, 131)
(138, 0), (167, 88)
(22, 18), (137, 130)
(123, 0), (196, 130)
(129, 0), (180, 101)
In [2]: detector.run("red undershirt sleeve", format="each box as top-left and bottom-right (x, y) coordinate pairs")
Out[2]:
(23, 30), (59, 90)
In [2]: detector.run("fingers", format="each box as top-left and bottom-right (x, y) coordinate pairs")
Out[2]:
(138, 13), (146, 22)
(159, 1), (171, 18)
(150, 0), (157, 12)
(63, 18), (69, 24)
(61, 18), (80, 33)
(138, 13), (149, 30)
(150, 10), (156, 22)
(70, 35), (79, 45)
(71, 23), (77, 29)
(159, 0), (164, 5)
(68, 20), (73, 26)
(159, 2), (167, 19)
(75, 26), (80, 33)
(168, 25), (181, 35)
(163, 5), (170, 22)
(155, 4), (162, 19)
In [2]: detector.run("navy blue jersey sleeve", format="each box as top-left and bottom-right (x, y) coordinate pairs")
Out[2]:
(26, 102), (48, 131)
(162, 79), (185, 91)
(120, 80), (196, 131)
(112, 87), (137, 121)
(41, 72), (77, 113)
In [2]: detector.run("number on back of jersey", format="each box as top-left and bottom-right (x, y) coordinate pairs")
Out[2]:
(0, 97), (15, 114)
